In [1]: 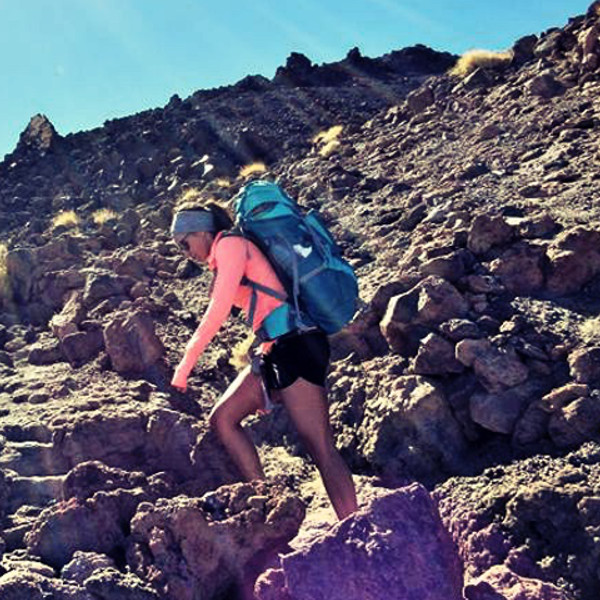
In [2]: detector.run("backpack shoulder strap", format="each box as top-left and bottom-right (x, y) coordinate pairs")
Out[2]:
(220, 229), (289, 329)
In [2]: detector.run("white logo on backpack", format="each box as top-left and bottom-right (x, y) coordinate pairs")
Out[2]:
(293, 244), (313, 258)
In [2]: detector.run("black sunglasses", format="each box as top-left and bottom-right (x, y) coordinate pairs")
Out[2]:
(175, 235), (190, 252)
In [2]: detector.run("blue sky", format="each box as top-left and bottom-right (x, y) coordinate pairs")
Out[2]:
(0, 1), (590, 160)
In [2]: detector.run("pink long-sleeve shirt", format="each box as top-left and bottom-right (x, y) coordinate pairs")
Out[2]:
(171, 231), (286, 388)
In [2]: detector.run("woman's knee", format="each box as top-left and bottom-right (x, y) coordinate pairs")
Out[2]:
(209, 403), (236, 434)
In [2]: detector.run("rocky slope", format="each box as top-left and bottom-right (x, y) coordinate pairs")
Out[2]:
(0, 4), (600, 600)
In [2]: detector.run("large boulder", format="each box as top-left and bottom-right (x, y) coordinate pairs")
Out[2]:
(145, 409), (202, 481)
(56, 410), (149, 468)
(380, 276), (468, 355)
(465, 564), (573, 600)
(103, 310), (164, 373)
(62, 551), (116, 584)
(37, 269), (86, 309)
(255, 483), (464, 600)
(406, 86), (435, 114)
(61, 328), (104, 366)
(50, 291), (86, 341)
(63, 461), (149, 500)
(470, 380), (543, 435)
(467, 214), (514, 255)
(5, 247), (36, 303)
(411, 332), (464, 375)
(489, 241), (546, 295)
(527, 71), (565, 98)
(548, 392), (600, 448)
(83, 273), (135, 308)
(546, 227), (600, 295)
(0, 570), (92, 600)
(569, 346), (600, 385)
(83, 568), (159, 600)
(26, 487), (152, 568)
(16, 114), (61, 152)
(435, 445), (600, 599)
(127, 480), (305, 600)
(456, 339), (529, 393)
(358, 375), (466, 479)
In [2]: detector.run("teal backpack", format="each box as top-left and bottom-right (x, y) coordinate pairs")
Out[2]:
(230, 180), (359, 341)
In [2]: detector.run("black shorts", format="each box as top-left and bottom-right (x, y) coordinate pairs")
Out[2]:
(260, 329), (330, 390)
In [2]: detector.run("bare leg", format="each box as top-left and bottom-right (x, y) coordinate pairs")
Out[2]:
(279, 378), (358, 520)
(209, 365), (266, 481)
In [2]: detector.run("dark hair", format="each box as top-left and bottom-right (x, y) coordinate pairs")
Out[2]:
(175, 198), (233, 233)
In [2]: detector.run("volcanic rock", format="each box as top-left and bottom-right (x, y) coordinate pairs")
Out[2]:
(256, 484), (464, 600)
(569, 346), (600, 384)
(15, 114), (61, 154)
(489, 241), (546, 295)
(470, 380), (543, 435)
(359, 375), (466, 479)
(411, 332), (464, 375)
(380, 276), (468, 355)
(0, 569), (92, 600)
(467, 215), (514, 255)
(548, 393), (600, 448)
(25, 487), (152, 568)
(127, 480), (305, 600)
(83, 567), (159, 600)
(456, 339), (529, 392)
(546, 227), (600, 295)
(103, 310), (164, 373)
(61, 551), (116, 584)
(465, 564), (573, 600)
(406, 86), (435, 114)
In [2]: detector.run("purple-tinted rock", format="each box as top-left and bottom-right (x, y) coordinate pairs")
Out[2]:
(259, 484), (463, 600)
(61, 551), (116, 585)
(465, 564), (572, 599)
(128, 481), (305, 600)
(0, 570), (92, 600)
(548, 394), (600, 448)
(84, 567), (159, 600)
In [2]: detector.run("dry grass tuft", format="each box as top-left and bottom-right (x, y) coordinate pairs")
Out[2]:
(0, 243), (12, 307)
(450, 49), (513, 78)
(91, 208), (118, 226)
(239, 162), (267, 178)
(313, 125), (343, 145)
(579, 316), (600, 346)
(175, 188), (208, 210)
(53, 210), (80, 230)
(319, 140), (341, 158)
(229, 333), (256, 370)
(215, 178), (232, 188)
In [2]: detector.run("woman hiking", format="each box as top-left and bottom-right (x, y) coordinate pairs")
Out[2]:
(170, 189), (358, 520)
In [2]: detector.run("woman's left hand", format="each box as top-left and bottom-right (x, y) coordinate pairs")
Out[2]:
(171, 363), (191, 391)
